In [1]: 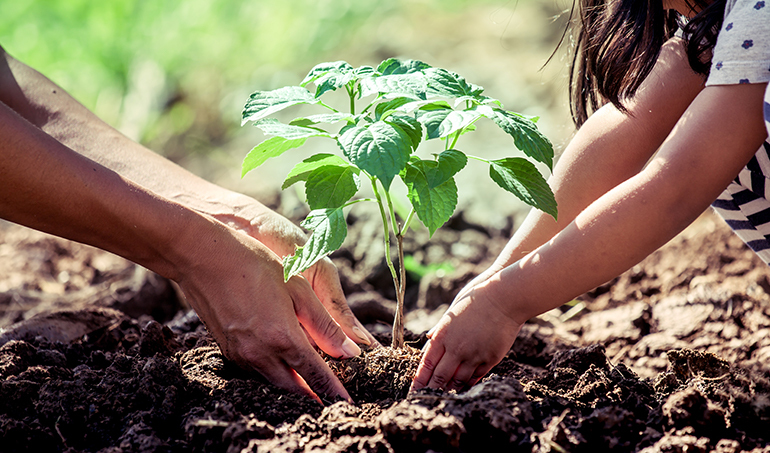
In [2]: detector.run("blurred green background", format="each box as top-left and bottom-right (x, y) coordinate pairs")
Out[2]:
(1, 0), (575, 226)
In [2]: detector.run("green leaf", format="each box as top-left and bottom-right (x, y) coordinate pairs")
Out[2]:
(423, 68), (483, 98)
(242, 137), (307, 177)
(454, 95), (503, 109)
(377, 58), (431, 75)
(283, 208), (347, 281)
(430, 149), (468, 187)
(378, 99), (452, 118)
(374, 97), (415, 120)
(481, 97), (505, 108)
(416, 108), (448, 139)
(253, 118), (331, 140)
(353, 65), (377, 78)
(359, 74), (427, 100)
(488, 158), (557, 219)
(400, 151), (466, 235)
(289, 113), (355, 127)
(414, 100), (453, 111)
(458, 124), (477, 136)
(241, 86), (318, 125)
(403, 150), (466, 189)
(337, 121), (412, 190)
(301, 61), (356, 97)
(282, 153), (350, 189)
(305, 165), (361, 209)
(417, 108), (483, 139)
(386, 114), (423, 150)
(403, 165), (458, 236)
(481, 106), (554, 170)
(302, 61), (352, 85)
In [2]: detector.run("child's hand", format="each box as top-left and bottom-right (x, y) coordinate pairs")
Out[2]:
(410, 279), (523, 392)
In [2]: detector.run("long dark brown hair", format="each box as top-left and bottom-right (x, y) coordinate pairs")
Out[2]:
(561, 0), (727, 127)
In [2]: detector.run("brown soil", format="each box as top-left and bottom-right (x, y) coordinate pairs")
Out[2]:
(1, 208), (770, 452)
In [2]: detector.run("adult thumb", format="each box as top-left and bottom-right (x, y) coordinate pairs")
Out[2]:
(287, 276), (361, 359)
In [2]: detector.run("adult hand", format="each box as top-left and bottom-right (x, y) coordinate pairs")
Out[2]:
(410, 276), (522, 393)
(0, 47), (378, 400)
(202, 194), (379, 349)
(175, 217), (362, 402)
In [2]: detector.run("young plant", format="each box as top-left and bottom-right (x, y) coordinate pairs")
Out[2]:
(241, 58), (557, 349)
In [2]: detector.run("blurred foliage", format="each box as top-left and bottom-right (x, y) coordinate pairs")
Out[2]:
(0, 0), (571, 212)
(403, 255), (455, 281)
(1, 0), (509, 142)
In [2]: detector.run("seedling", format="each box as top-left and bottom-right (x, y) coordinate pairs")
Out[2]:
(241, 58), (557, 349)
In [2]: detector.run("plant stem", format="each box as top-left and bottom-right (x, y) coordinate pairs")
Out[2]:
(346, 85), (356, 115)
(466, 154), (490, 163)
(371, 179), (402, 347)
(449, 130), (462, 149)
(400, 207), (416, 237)
(384, 189), (401, 241)
(371, 179), (397, 282)
(394, 232), (406, 348)
(318, 101), (339, 113)
(342, 198), (376, 208)
(385, 189), (406, 349)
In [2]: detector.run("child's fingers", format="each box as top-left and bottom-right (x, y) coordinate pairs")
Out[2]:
(446, 362), (478, 392)
(426, 353), (461, 390)
(468, 364), (493, 388)
(411, 338), (444, 391)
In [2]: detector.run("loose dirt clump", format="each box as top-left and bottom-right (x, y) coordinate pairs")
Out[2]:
(327, 344), (422, 404)
(1, 210), (770, 452)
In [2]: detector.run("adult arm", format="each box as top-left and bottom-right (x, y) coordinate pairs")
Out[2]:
(0, 47), (376, 402)
(0, 100), (363, 401)
(0, 45), (376, 349)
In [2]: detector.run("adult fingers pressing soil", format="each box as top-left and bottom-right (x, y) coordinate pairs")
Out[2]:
(173, 221), (356, 403)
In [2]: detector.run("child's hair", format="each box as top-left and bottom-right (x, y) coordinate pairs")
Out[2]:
(560, 0), (726, 127)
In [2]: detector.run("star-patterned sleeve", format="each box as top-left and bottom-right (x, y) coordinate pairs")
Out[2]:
(706, 0), (770, 86)
(706, 0), (770, 269)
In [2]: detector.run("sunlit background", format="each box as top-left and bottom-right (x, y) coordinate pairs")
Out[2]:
(1, 0), (576, 227)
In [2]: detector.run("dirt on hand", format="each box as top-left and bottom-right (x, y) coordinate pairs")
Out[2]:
(1, 209), (769, 453)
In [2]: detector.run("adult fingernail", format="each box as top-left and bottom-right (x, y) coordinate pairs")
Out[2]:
(341, 337), (361, 358)
(352, 326), (371, 345)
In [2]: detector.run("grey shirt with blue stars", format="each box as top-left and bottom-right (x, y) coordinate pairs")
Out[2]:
(707, 0), (770, 86)
(707, 0), (770, 264)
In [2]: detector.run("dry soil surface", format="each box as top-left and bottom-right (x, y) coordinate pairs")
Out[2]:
(1, 208), (769, 452)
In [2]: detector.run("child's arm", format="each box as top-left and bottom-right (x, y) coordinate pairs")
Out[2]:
(413, 55), (769, 393)
(455, 39), (705, 302)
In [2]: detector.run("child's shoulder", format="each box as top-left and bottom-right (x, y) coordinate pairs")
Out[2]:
(721, 0), (768, 27)
(707, 0), (769, 86)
